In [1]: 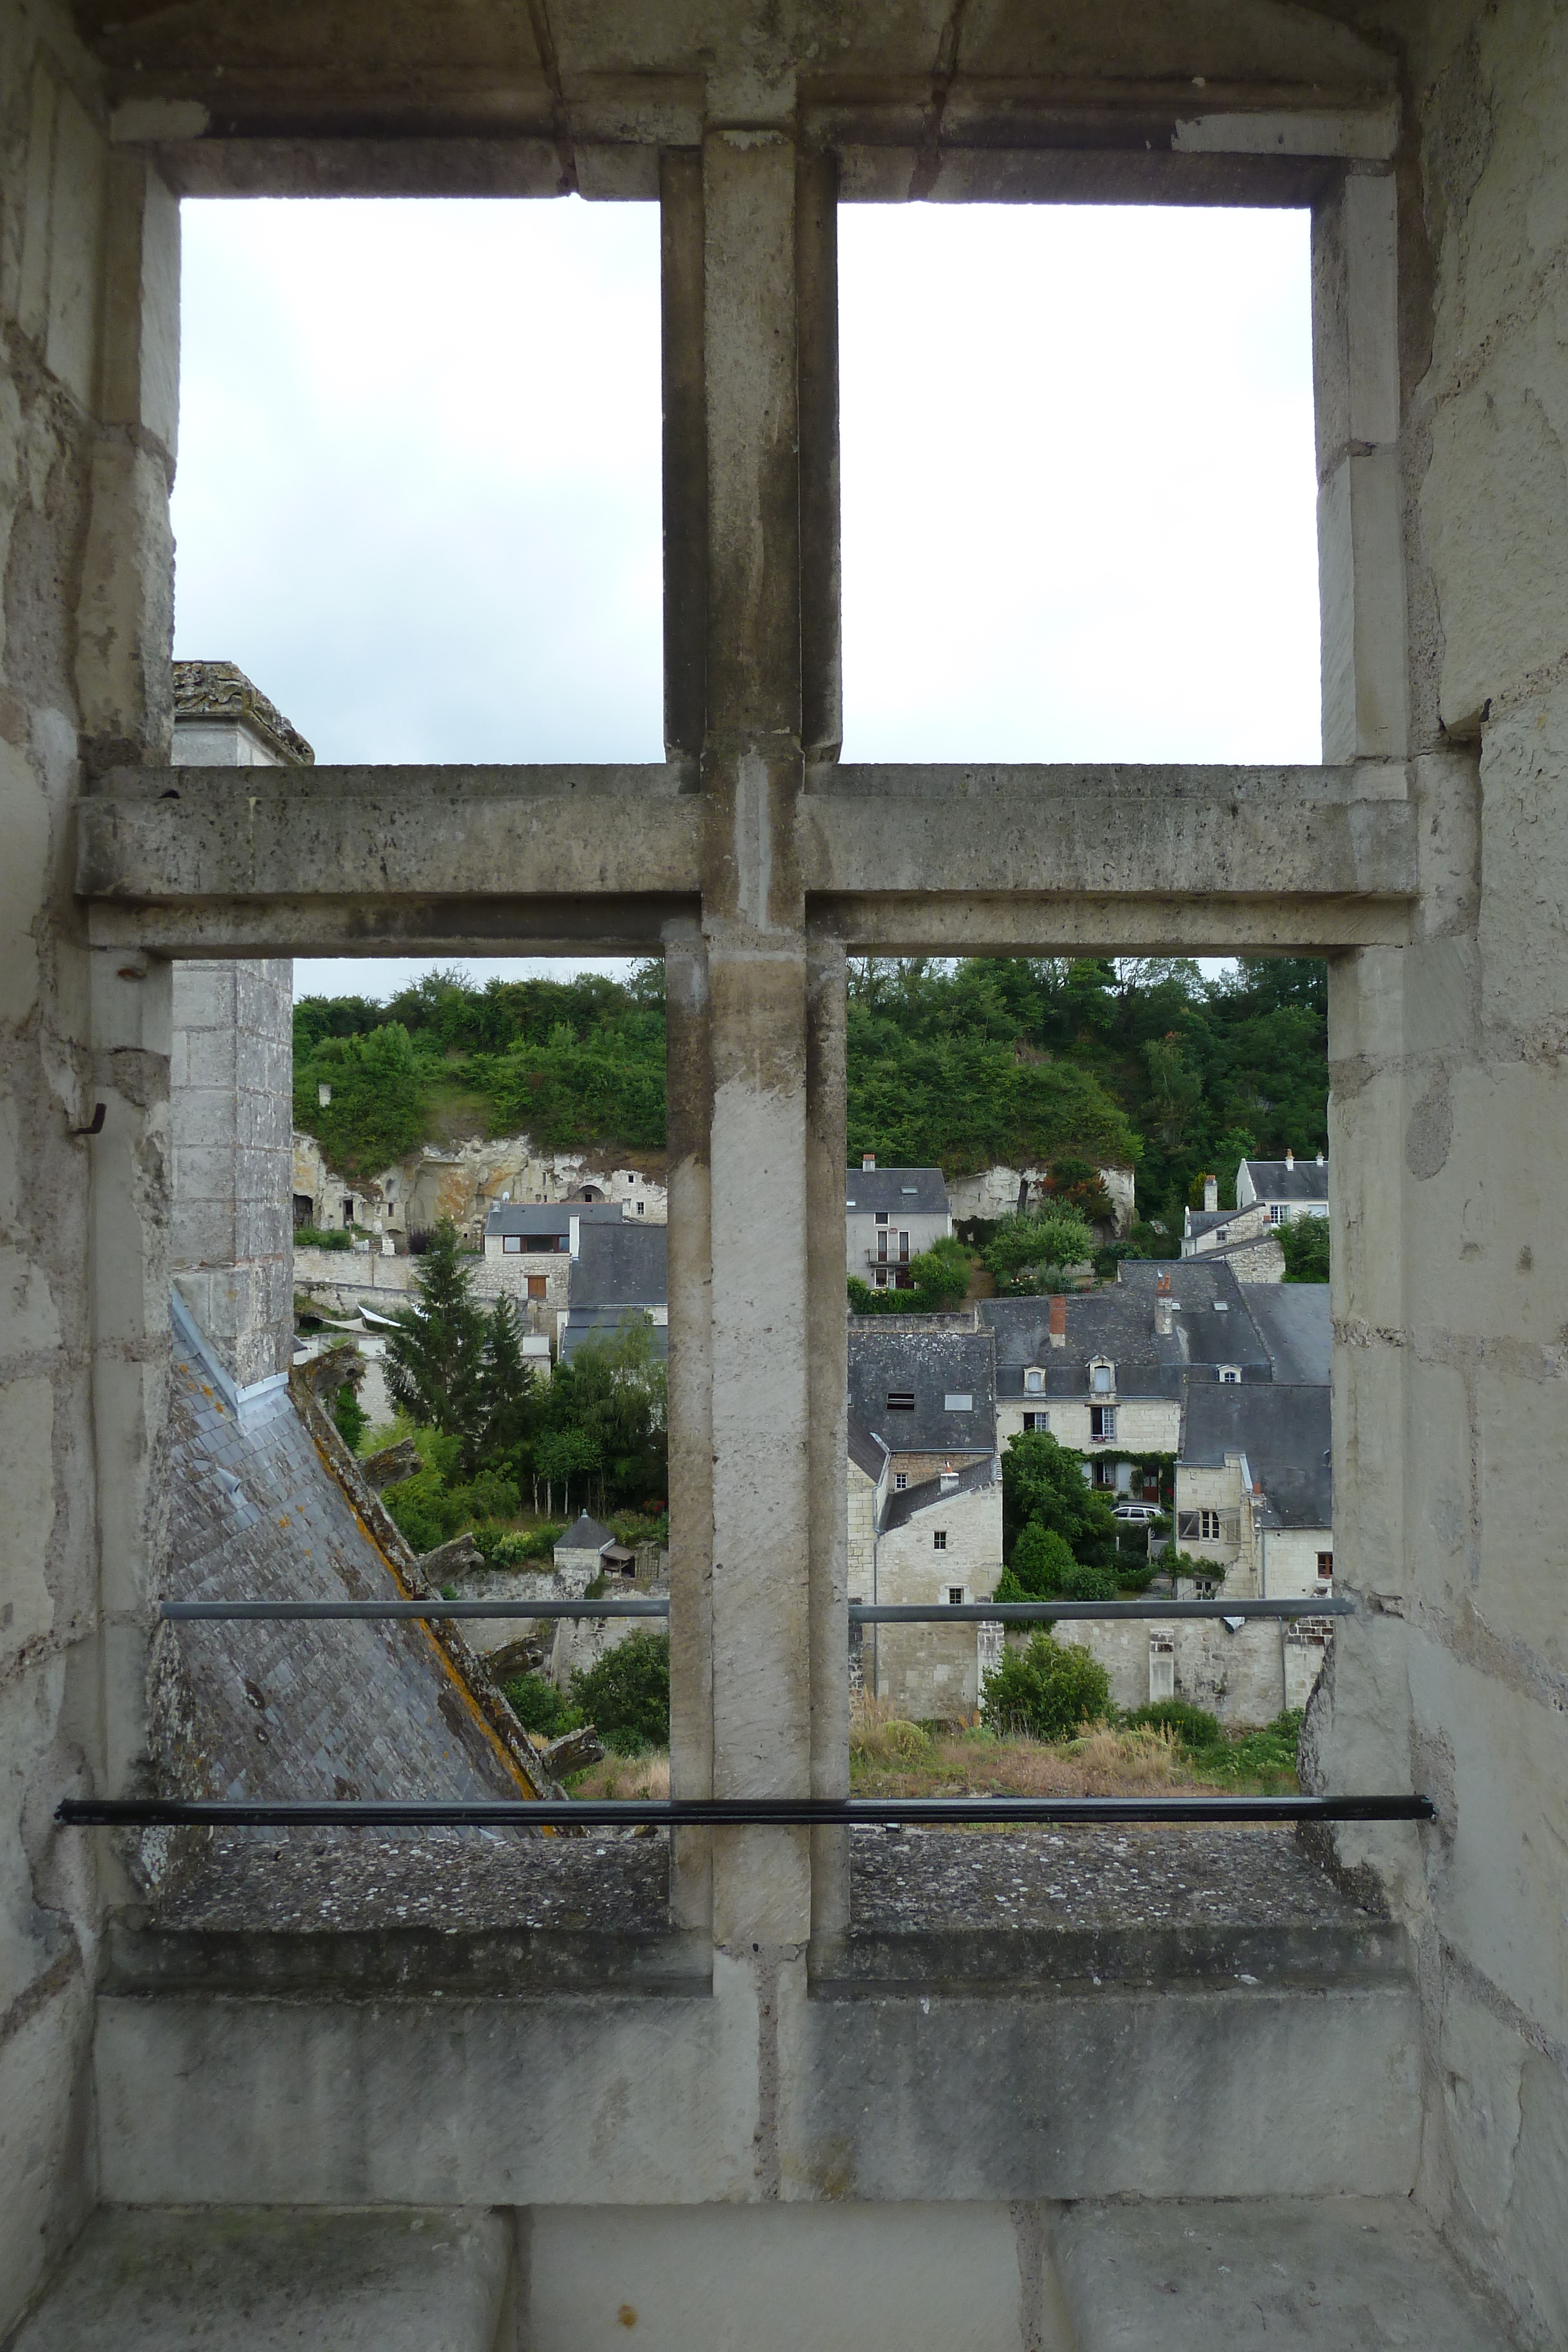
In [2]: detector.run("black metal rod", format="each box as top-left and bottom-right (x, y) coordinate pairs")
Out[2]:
(58, 1793), (1433, 1828)
(158, 1596), (1349, 1624)
(160, 1598), (669, 1622)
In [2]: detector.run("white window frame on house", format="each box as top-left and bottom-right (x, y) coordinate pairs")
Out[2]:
(933, 1531), (948, 1552)
(502, 1234), (522, 1253)
(1219, 1365), (1240, 1383)
(1198, 1508), (1222, 1541)
(1089, 1359), (1115, 1396)
(1022, 1410), (1048, 1433)
(894, 1471), (907, 1491)
(1024, 1366), (1044, 1394)
(946, 1585), (965, 1607)
(1090, 1404), (1116, 1442)
(1268, 1204), (1287, 1225)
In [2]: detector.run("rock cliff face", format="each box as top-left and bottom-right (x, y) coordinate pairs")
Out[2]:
(945, 1163), (1135, 1235)
(292, 1131), (669, 1240)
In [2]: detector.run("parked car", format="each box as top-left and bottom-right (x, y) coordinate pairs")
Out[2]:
(1112, 1501), (1162, 1524)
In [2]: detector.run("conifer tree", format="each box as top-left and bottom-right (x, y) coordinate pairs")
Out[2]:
(383, 1221), (487, 1455)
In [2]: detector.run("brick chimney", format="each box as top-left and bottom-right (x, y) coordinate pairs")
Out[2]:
(862, 1152), (876, 1171)
(1048, 1295), (1067, 1348)
(1203, 1174), (1217, 1212)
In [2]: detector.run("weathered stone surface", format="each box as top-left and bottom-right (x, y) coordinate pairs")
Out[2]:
(9, 2205), (514, 2352)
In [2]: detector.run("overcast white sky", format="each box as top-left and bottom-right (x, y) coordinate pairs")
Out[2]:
(171, 196), (1318, 1003)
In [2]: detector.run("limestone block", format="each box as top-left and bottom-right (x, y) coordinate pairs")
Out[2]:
(1318, 446), (1409, 763)
(42, 84), (105, 410)
(1472, 1361), (1568, 1676)
(0, 1377), (55, 1669)
(73, 437), (175, 766)
(1051, 2195), (1512, 2352)
(1411, 1633), (1568, 2049)
(0, 1961), (93, 2344)
(1440, 1982), (1526, 2237)
(0, 739), (49, 1025)
(1423, 295), (1568, 733)
(527, 2203), (1037, 2352)
(9, 2206), (514, 2352)
(1403, 1062), (1568, 1345)
(1477, 677), (1568, 1040)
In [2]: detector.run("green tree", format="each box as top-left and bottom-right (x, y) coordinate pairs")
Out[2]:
(332, 1382), (367, 1453)
(477, 1294), (540, 1466)
(543, 1317), (667, 1512)
(1001, 1429), (1117, 1568)
(982, 1208), (1095, 1295)
(848, 1235), (972, 1317)
(536, 1428), (602, 1520)
(995, 1520), (1077, 1599)
(1278, 1216), (1330, 1283)
(981, 1631), (1110, 1740)
(383, 1222), (488, 1459)
(293, 1022), (427, 1180)
(571, 1631), (671, 1755)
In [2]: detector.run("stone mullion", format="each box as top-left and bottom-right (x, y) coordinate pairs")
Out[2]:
(697, 126), (815, 1950)
(805, 932), (850, 1940)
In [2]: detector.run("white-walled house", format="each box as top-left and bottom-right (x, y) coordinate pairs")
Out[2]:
(1236, 1151), (1329, 1226)
(845, 1160), (952, 1290)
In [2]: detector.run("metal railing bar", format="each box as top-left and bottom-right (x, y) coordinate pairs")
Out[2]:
(58, 1793), (1433, 1829)
(158, 1596), (1350, 1624)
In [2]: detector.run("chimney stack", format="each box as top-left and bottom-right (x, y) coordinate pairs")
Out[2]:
(1155, 1271), (1174, 1336)
(862, 1152), (876, 1171)
(1048, 1295), (1067, 1348)
(1203, 1174), (1217, 1213)
(1285, 1148), (1295, 1171)
(1316, 1151), (1324, 1167)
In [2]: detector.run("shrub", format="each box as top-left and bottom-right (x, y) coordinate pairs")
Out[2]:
(1125, 1699), (1222, 1749)
(332, 1383), (368, 1452)
(1060, 1560), (1119, 1602)
(295, 1225), (352, 1252)
(502, 1672), (581, 1741)
(460, 1469), (521, 1523)
(1279, 1217), (1330, 1283)
(1005, 1519), (1078, 1598)
(571, 1631), (670, 1755)
(982, 1208), (1096, 1295)
(382, 1468), (466, 1556)
(981, 1632), (1110, 1740)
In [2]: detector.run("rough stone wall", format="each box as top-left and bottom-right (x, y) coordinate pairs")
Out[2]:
(0, 3), (174, 2328)
(1055, 1619), (1309, 1728)
(946, 1162), (1135, 1235)
(871, 1479), (1001, 1719)
(997, 1395), (1181, 1454)
(170, 958), (293, 1387)
(1303, 6), (1568, 2334)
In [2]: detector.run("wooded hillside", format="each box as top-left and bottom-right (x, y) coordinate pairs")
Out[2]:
(294, 955), (1329, 1240)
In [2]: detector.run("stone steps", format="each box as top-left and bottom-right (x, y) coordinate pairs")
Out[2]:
(6, 2208), (514, 2352)
(1051, 2196), (1520, 2350)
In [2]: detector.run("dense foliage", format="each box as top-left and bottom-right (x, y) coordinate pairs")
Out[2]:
(981, 1207), (1095, 1295)
(981, 1631), (1111, 1739)
(1000, 1428), (1119, 1568)
(847, 1235), (972, 1316)
(292, 956), (1329, 1233)
(376, 1222), (667, 1551)
(570, 1632), (671, 1755)
(1279, 1215), (1331, 1283)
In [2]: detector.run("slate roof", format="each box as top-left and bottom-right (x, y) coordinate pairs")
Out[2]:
(847, 1324), (997, 1454)
(848, 1418), (886, 1481)
(569, 1220), (667, 1308)
(484, 1201), (628, 1238)
(880, 1456), (998, 1532)
(981, 1258), (1272, 1400)
(1245, 1284), (1332, 1385)
(559, 1307), (669, 1365)
(1182, 1382), (1332, 1529)
(558, 1512), (614, 1552)
(1184, 1205), (1253, 1241)
(1242, 1157), (1329, 1204)
(844, 1167), (950, 1217)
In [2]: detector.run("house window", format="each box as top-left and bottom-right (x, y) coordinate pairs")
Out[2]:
(944, 1392), (972, 1411)
(1317, 1551), (1334, 1579)
(1022, 1411), (1047, 1433)
(1268, 1204), (1286, 1225)
(1024, 1368), (1044, 1394)
(932, 1531), (948, 1552)
(637, 1201), (644, 1214)
(502, 1234), (522, 1253)
(875, 1211), (889, 1225)
(1198, 1508), (1222, 1541)
(894, 1472), (907, 1491)
(527, 1276), (547, 1302)
(886, 1391), (915, 1412)
(1219, 1365), (1240, 1384)
(947, 1586), (964, 1607)
(1091, 1361), (1115, 1395)
(1092, 1458), (1116, 1489)
(1090, 1405), (1116, 1442)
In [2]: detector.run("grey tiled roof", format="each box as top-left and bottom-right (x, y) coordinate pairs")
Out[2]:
(1185, 1205), (1252, 1239)
(1245, 1284), (1332, 1385)
(844, 1166), (950, 1217)
(485, 1201), (628, 1237)
(880, 1456), (998, 1532)
(1182, 1381), (1332, 1529)
(981, 1259), (1273, 1400)
(848, 1418), (886, 1481)
(569, 1220), (667, 1308)
(848, 1323), (997, 1453)
(1243, 1157), (1329, 1204)
(559, 1306), (668, 1364)
(559, 1513), (614, 1551)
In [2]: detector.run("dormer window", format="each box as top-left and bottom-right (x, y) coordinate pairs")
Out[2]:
(1219, 1365), (1240, 1384)
(1089, 1359), (1115, 1396)
(1024, 1367), (1044, 1394)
